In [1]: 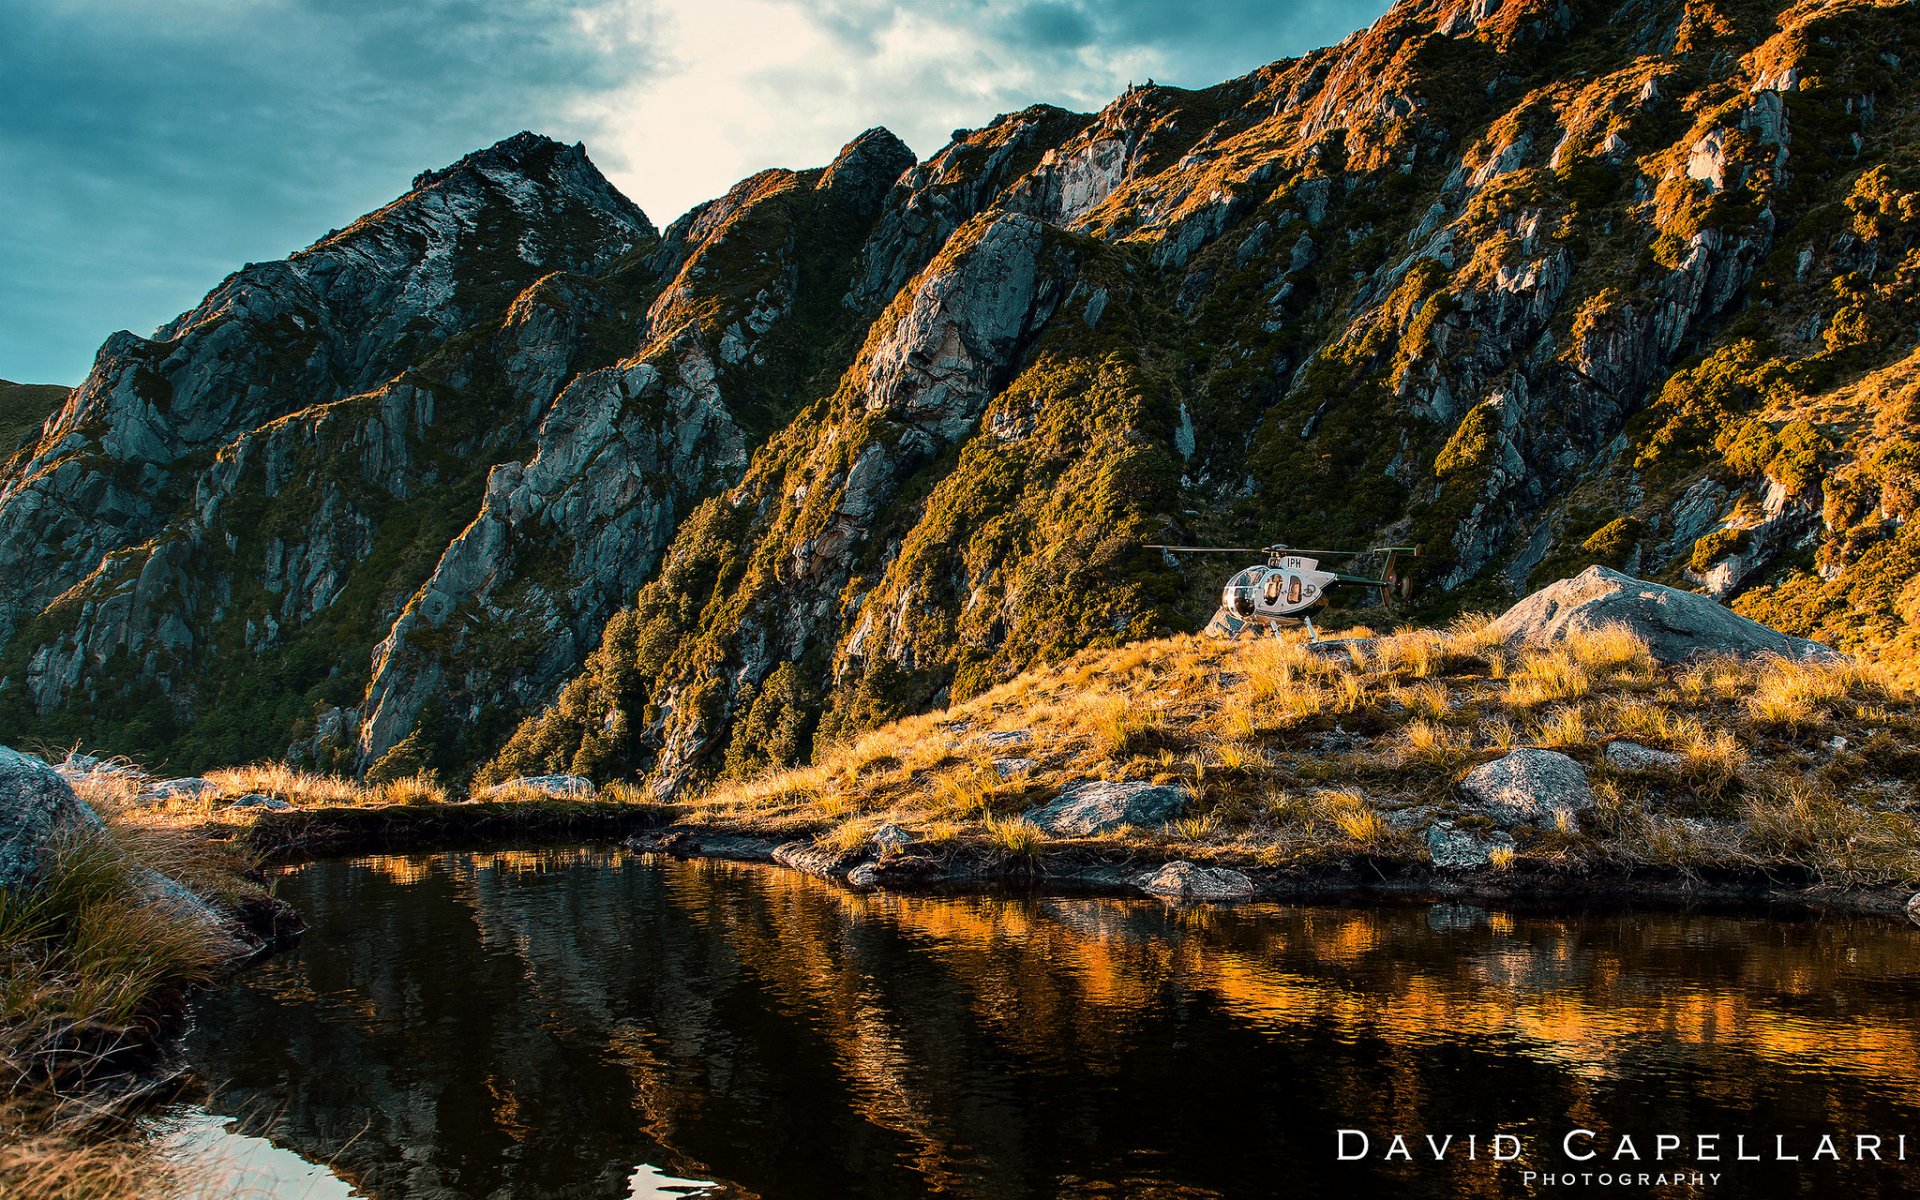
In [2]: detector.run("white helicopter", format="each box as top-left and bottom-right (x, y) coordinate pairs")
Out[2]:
(1148, 543), (1418, 640)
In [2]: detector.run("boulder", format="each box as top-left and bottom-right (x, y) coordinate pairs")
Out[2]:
(1, 746), (110, 891)
(1426, 822), (1515, 870)
(1907, 894), (1920, 928)
(1133, 860), (1257, 901)
(976, 729), (1032, 750)
(2, 747), (253, 954)
(1494, 566), (1839, 665)
(229, 793), (293, 811)
(847, 855), (945, 890)
(1302, 637), (1378, 663)
(772, 840), (864, 880)
(151, 776), (221, 801)
(870, 823), (914, 853)
(480, 774), (595, 799)
(992, 757), (1035, 779)
(1603, 740), (1684, 771)
(1460, 748), (1594, 827)
(52, 752), (144, 784)
(1022, 780), (1189, 837)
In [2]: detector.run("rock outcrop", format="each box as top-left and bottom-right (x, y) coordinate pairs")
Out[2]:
(0, 745), (110, 891)
(1495, 567), (1839, 665)
(1133, 860), (1257, 901)
(1023, 780), (1189, 837)
(1459, 748), (1595, 827)
(1426, 822), (1516, 870)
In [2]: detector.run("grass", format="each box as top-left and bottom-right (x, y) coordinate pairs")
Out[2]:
(1, 761), (267, 1200)
(88, 621), (1920, 900)
(620, 621), (1920, 891)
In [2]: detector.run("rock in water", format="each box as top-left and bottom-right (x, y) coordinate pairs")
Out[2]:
(1460, 748), (1594, 827)
(1494, 566), (1838, 665)
(0, 745), (110, 890)
(1133, 860), (1256, 900)
(1907, 894), (1920, 928)
(771, 840), (865, 880)
(1023, 780), (1189, 836)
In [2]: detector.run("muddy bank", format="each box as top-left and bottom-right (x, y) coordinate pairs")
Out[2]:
(232, 803), (1920, 923)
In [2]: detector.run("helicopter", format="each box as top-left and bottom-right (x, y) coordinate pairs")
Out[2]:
(1146, 542), (1419, 641)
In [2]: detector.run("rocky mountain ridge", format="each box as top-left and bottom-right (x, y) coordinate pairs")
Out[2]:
(2, 0), (1916, 789)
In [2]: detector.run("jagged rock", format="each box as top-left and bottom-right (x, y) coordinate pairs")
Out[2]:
(1023, 780), (1189, 837)
(1303, 637), (1378, 662)
(1603, 740), (1684, 771)
(150, 777), (220, 801)
(993, 757), (1035, 779)
(847, 855), (944, 890)
(1425, 821), (1515, 870)
(1907, 894), (1920, 928)
(1133, 860), (1257, 901)
(1459, 748), (1594, 827)
(771, 840), (865, 880)
(53, 752), (143, 784)
(976, 729), (1032, 749)
(870, 823), (914, 853)
(1494, 567), (1839, 664)
(229, 793), (293, 811)
(0, 746), (111, 890)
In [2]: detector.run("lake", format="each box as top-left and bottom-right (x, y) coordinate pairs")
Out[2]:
(166, 848), (1920, 1198)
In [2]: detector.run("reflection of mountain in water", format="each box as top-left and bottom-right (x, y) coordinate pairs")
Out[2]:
(184, 851), (1920, 1200)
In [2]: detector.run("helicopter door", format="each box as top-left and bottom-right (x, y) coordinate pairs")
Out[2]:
(1262, 572), (1283, 605)
(1287, 575), (1302, 605)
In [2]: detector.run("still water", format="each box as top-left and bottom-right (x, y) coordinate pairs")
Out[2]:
(171, 848), (1920, 1199)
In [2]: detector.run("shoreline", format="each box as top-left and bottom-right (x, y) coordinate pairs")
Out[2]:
(231, 801), (1920, 924)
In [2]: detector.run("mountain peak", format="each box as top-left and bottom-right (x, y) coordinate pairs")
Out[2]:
(821, 126), (917, 203)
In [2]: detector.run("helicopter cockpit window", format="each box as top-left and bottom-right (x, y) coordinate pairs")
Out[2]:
(1224, 567), (1262, 618)
(1288, 576), (1302, 604)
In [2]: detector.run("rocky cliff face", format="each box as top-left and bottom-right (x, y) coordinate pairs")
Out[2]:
(4, 0), (1917, 781)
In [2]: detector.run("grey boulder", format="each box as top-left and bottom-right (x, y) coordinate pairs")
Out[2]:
(772, 840), (864, 880)
(1460, 748), (1594, 827)
(1133, 860), (1256, 901)
(151, 776), (221, 801)
(1425, 822), (1516, 870)
(1023, 780), (1189, 836)
(1, 746), (110, 891)
(1494, 566), (1839, 665)
(229, 793), (293, 811)
(1603, 740), (1684, 771)
(870, 823), (914, 853)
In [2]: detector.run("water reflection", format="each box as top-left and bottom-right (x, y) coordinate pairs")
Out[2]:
(182, 849), (1920, 1199)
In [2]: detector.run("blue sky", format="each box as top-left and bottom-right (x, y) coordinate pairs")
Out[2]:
(0, 0), (1389, 386)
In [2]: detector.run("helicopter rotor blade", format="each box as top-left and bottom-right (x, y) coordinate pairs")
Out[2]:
(1144, 544), (1267, 555)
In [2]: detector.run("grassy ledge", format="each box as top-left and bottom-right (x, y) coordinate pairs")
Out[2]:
(662, 620), (1920, 908)
(105, 618), (1920, 914)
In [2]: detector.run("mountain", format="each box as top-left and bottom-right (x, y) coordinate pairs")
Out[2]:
(1, 0), (1916, 789)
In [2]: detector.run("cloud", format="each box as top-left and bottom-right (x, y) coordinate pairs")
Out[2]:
(0, 0), (1386, 385)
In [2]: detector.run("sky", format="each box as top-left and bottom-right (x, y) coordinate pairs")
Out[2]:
(0, 0), (1390, 386)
